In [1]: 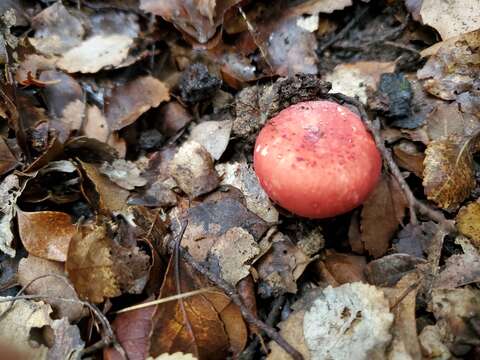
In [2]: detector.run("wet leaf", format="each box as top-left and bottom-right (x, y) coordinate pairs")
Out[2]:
(17, 255), (86, 322)
(149, 256), (247, 359)
(169, 141), (219, 198)
(361, 174), (408, 258)
(17, 210), (76, 262)
(106, 76), (170, 131)
(423, 135), (476, 210)
(419, 0), (480, 39)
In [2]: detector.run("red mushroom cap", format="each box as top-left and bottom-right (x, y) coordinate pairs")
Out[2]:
(253, 100), (381, 219)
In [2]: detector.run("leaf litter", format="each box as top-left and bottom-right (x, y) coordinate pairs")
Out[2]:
(1, 1), (480, 359)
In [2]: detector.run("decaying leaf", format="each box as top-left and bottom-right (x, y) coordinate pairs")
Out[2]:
(423, 135), (476, 210)
(393, 221), (437, 257)
(140, 0), (241, 44)
(456, 202), (480, 249)
(303, 283), (394, 360)
(318, 250), (367, 285)
(189, 120), (232, 160)
(148, 353), (198, 360)
(0, 298), (52, 359)
(48, 318), (84, 360)
(100, 159), (148, 190)
(431, 288), (480, 355)
(17, 210), (76, 262)
(149, 256), (247, 359)
(66, 225), (120, 303)
(104, 297), (155, 360)
(169, 141), (219, 198)
(17, 256), (86, 322)
(106, 76), (170, 131)
(392, 140), (425, 177)
(0, 137), (18, 175)
(419, 0), (480, 39)
(208, 227), (260, 286)
(174, 197), (268, 262)
(365, 253), (426, 287)
(83, 105), (110, 143)
(417, 29), (480, 100)
(256, 232), (317, 296)
(326, 61), (395, 104)
(216, 161), (279, 222)
(361, 174), (408, 258)
(290, 0), (353, 15)
(268, 310), (310, 360)
(0, 174), (21, 257)
(418, 325), (453, 360)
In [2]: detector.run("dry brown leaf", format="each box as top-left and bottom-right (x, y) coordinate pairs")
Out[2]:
(80, 161), (130, 214)
(100, 159), (148, 190)
(58, 35), (134, 73)
(365, 254), (426, 287)
(169, 141), (219, 198)
(17, 210), (76, 262)
(104, 297), (155, 360)
(0, 299), (52, 359)
(48, 318), (84, 360)
(189, 120), (232, 160)
(326, 61), (395, 104)
(290, 0), (352, 15)
(385, 272), (422, 360)
(140, 0), (241, 44)
(392, 140), (425, 177)
(268, 310), (309, 360)
(157, 101), (193, 137)
(17, 256), (86, 322)
(422, 135), (476, 210)
(0, 137), (18, 175)
(418, 325), (453, 359)
(361, 174), (408, 258)
(106, 76), (170, 131)
(393, 221), (437, 257)
(417, 29), (480, 100)
(148, 353), (198, 360)
(456, 202), (480, 249)
(83, 105), (109, 142)
(207, 227), (260, 286)
(175, 197), (268, 262)
(29, 2), (84, 55)
(149, 256), (247, 359)
(216, 161), (279, 223)
(319, 250), (367, 285)
(66, 225), (120, 303)
(419, 0), (480, 39)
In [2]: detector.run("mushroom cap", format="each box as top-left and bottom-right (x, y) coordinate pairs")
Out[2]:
(253, 100), (382, 219)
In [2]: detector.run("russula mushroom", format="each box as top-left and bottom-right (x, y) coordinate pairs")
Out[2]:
(253, 100), (381, 219)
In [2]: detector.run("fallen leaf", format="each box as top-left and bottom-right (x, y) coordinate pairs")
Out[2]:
(148, 353), (198, 360)
(423, 135), (476, 210)
(318, 250), (367, 285)
(456, 202), (480, 249)
(169, 141), (219, 198)
(207, 227), (260, 286)
(417, 29), (480, 100)
(393, 221), (437, 257)
(174, 197), (268, 262)
(157, 101), (193, 137)
(149, 256), (247, 359)
(58, 34), (134, 73)
(326, 61), (395, 104)
(419, 0), (480, 39)
(256, 232), (316, 296)
(80, 161), (130, 214)
(29, 2), (84, 55)
(365, 253), (426, 287)
(290, 0), (353, 15)
(418, 325), (453, 360)
(0, 137), (18, 175)
(48, 318), (84, 359)
(0, 174), (21, 257)
(268, 310), (309, 360)
(392, 140), (425, 177)
(189, 120), (232, 160)
(385, 272), (422, 360)
(431, 288), (480, 355)
(361, 174), (408, 258)
(106, 76), (170, 131)
(17, 256), (86, 322)
(104, 297), (155, 360)
(83, 105), (109, 142)
(0, 299), (52, 359)
(216, 161), (279, 222)
(303, 283), (393, 360)
(140, 0), (241, 44)
(17, 210), (76, 262)
(100, 159), (148, 190)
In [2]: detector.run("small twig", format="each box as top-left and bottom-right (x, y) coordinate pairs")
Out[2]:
(168, 236), (303, 360)
(329, 93), (454, 231)
(317, 5), (370, 54)
(389, 277), (423, 310)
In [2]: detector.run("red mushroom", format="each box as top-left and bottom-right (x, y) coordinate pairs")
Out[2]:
(253, 100), (381, 219)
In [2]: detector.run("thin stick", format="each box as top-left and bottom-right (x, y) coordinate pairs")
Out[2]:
(168, 234), (304, 360)
(115, 287), (217, 314)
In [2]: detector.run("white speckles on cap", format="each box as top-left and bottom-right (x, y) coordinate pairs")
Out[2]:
(255, 145), (262, 153)
(261, 146), (269, 156)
